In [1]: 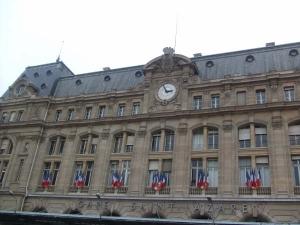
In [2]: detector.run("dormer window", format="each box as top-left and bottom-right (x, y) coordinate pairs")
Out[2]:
(16, 85), (25, 96)
(34, 72), (39, 78)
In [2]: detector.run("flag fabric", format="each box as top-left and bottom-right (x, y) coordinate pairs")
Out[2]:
(42, 170), (51, 189)
(197, 169), (209, 190)
(112, 171), (123, 189)
(245, 170), (251, 188)
(246, 168), (262, 189)
(74, 171), (85, 188)
(152, 172), (167, 191)
(255, 169), (262, 188)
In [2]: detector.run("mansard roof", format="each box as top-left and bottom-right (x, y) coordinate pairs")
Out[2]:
(2, 42), (300, 100)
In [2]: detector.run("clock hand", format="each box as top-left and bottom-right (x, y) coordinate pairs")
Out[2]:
(166, 89), (173, 93)
(162, 85), (168, 92)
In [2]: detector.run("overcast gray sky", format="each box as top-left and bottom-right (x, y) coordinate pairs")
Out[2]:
(1, 0), (300, 96)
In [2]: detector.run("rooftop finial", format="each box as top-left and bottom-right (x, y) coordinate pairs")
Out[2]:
(56, 41), (64, 62)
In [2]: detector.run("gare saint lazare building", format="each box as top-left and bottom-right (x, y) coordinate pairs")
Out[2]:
(1, 42), (300, 223)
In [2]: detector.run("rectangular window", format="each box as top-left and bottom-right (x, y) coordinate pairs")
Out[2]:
(16, 110), (23, 121)
(256, 90), (266, 104)
(84, 107), (92, 120)
(51, 162), (60, 185)
(292, 156), (300, 186)
(193, 96), (202, 110)
(125, 135), (134, 153)
(98, 106), (106, 118)
(132, 102), (140, 115)
(148, 160), (159, 186)
(256, 157), (270, 187)
(151, 133), (160, 152)
(207, 159), (218, 187)
(162, 159), (172, 186)
(48, 139), (57, 155)
(117, 104), (125, 117)
(113, 135), (123, 153)
(208, 128), (219, 149)
(121, 160), (131, 186)
(67, 109), (74, 121)
(0, 139), (10, 154)
(41, 162), (51, 185)
(58, 138), (65, 154)
(84, 161), (94, 186)
(9, 112), (16, 122)
(108, 161), (119, 185)
(191, 159), (203, 186)
(211, 95), (220, 108)
(1, 112), (8, 122)
(284, 86), (295, 102)
(73, 161), (83, 184)
(239, 157), (251, 186)
(0, 161), (8, 184)
(90, 137), (98, 154)
(239, 128), (251, 148)
(237, 91), (246, 105)
(255, 127), (267, 147)
(192, 129), (203, 150)
(164, 131), (174, 151)
(79, 138), (88, 154)
(55, 110), (62, 122)
(289, 125), (300, 145)
(15, 159), (24, 182)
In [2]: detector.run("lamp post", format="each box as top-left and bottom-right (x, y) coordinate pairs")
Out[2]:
(96, 193), (103, 221)
(207, 197), (215, 225)
(9, 190), (17, 213)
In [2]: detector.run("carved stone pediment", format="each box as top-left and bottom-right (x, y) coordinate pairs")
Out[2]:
(144, 47), (196, 74)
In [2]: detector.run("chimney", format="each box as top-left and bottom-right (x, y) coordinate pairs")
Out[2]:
(265, 42), (275, 47)
(103, 67), (111, 71)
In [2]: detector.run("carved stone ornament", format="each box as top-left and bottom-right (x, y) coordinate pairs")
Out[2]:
(144, 47), (195, 73)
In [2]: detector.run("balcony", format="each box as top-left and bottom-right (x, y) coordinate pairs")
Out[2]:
(36, 185), (55, 192)
(239, 187), (271, 195)
(189, 187), (218, 195)
(144, 187), (170, 195)
(104, 186), (128, 194)
(69, 186), (89, 193)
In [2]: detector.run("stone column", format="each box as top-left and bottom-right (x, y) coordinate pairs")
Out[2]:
(159, 129), (165, 152)
(121, 132), (127, 153)
(203, 126), (208, 150)
(250, 123), (255, 148)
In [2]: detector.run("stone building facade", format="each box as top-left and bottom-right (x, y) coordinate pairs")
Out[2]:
(1, 43), (300, 223)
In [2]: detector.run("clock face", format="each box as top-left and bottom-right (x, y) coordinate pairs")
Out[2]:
(157, 83), (177, 101)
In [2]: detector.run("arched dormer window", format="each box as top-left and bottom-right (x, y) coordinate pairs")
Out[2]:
(288, 123), (300, 145)
(113, 132), (135, 153)
(48, 136), (66, 155)
(78, 134), (99, 154)
(0, 138), (13, 154)
(238, 124), (267, 148)
(151, 129), (175, 152)
(192, 126), (219, 151)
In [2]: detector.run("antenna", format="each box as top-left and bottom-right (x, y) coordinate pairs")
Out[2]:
(173, 15), (178, 52)
(56, 41), (64, 62)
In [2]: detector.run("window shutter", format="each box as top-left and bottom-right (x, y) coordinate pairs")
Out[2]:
(148, 160), (158, 170)
(162, 160), (172, 171)
(239, 128), (250, 140)
(256, 157), (269, 164)
(127, 135), (135, 145)
(289, 125), (300, 135)
(1, 139), (9, 149)
(292, 155), (300, 160)
(255, 127), (267, 134)
(237, 92), (246, 105)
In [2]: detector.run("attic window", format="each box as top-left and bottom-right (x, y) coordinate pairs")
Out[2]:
(104, 75), (111, 81)
(16, 85), (25, 95)
(206, 61), (214, 68)
(34, 72), (39, 78)
(41, 83), (47, 89)
(289, 49), (299, 57)
(75, 79), (82, 85)
(135, 71), (143, 77)
(245, 55), (255, 63)
(46, 70), (52, 76)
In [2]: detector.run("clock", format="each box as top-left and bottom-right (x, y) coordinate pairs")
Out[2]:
(157, 83), (177, 101)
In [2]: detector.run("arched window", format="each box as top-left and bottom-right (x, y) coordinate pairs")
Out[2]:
(151, 129), (174, 152)
(48, 136), (66, 155)
(289, 123), (300, 145)
(239, 124), (267, 148)
(32, 206), (48, 213)
(102, 209), (121, 217)
(64, 208), (82, 215)
(192, 127), (218, 151)
(78, 134), (99, 154)
(112, 132), (135, 153)
(0, 138), (13, 154)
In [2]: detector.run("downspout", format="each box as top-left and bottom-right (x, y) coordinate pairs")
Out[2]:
(20, 99), (51, 211)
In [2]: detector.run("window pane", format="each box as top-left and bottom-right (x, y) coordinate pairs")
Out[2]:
(193, 128), (203, 150)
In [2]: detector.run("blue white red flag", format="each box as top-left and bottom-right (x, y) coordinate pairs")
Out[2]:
(152, 172), (167, 191)
(112, 171), (123, 188)
(255, 169), (261, 188)
(74, 171), (85, 188)
(246, 170), (251, 188)
(42, 170), (51, 189)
